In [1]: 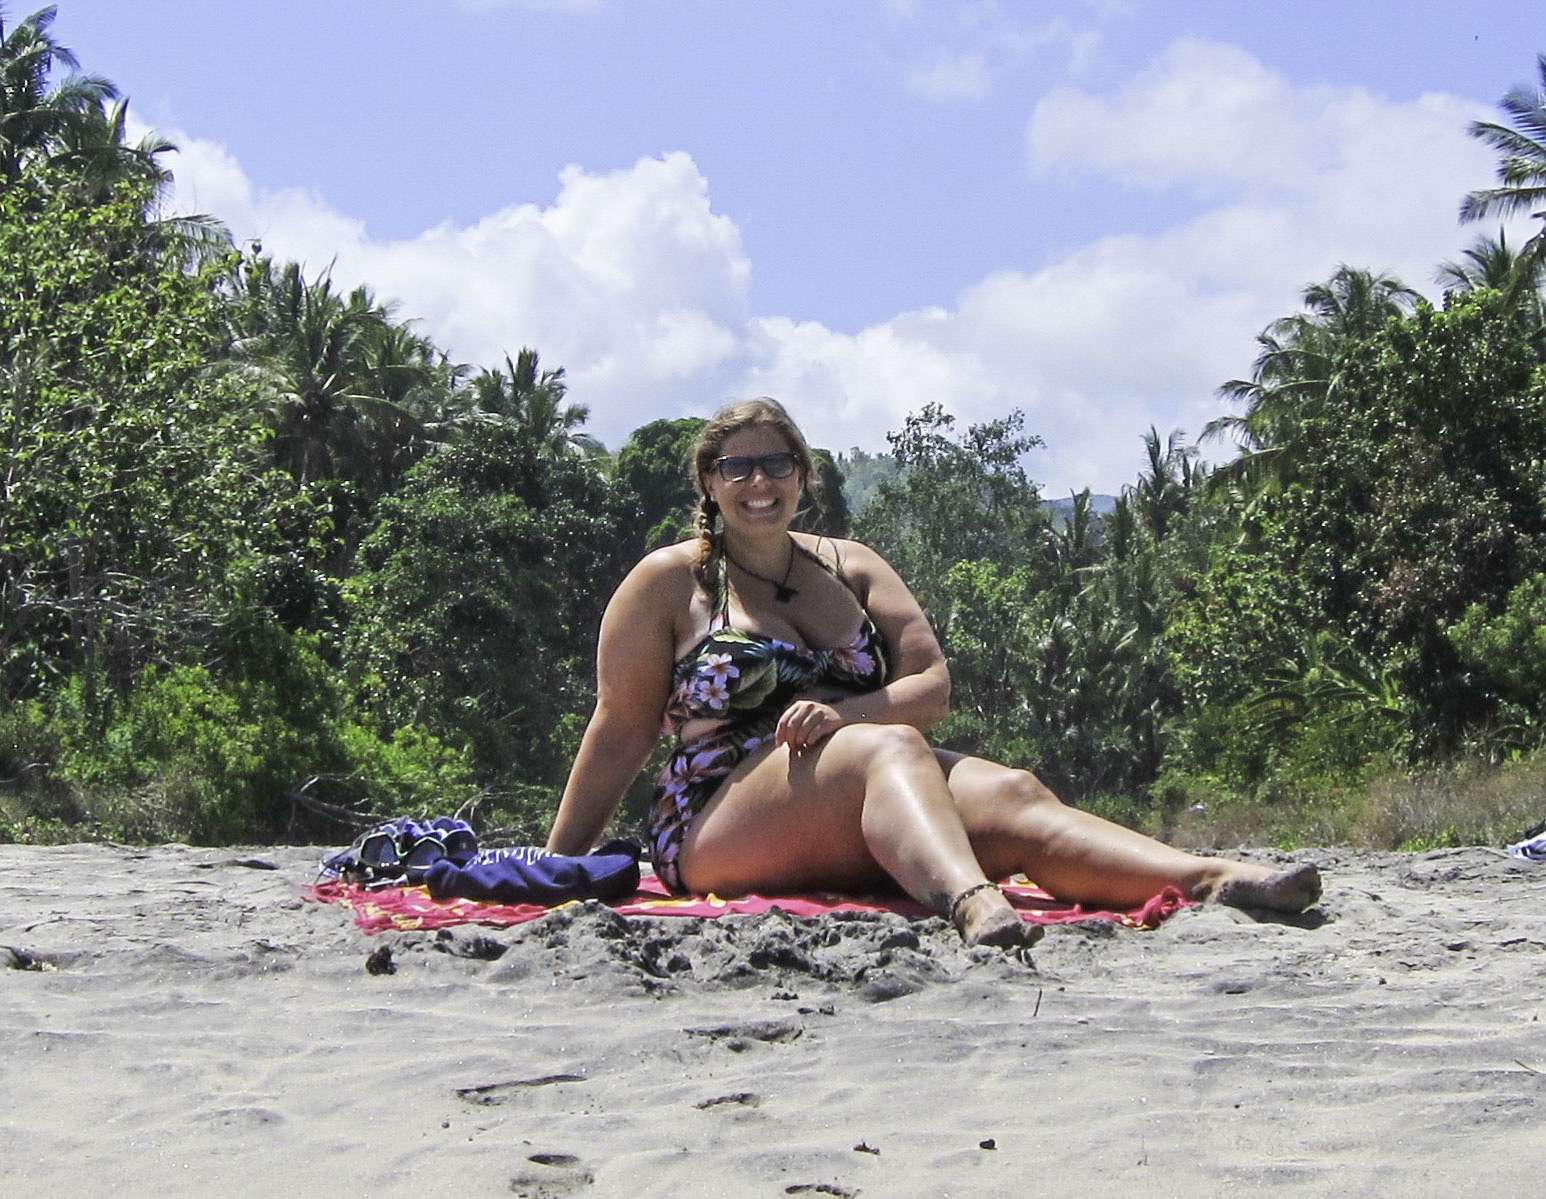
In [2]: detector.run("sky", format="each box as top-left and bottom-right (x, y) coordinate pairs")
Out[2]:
(52, 0), (1538, 493)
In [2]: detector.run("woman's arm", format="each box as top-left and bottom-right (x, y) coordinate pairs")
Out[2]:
(544, 550), (685, 854)
(775, 539), (951, 751)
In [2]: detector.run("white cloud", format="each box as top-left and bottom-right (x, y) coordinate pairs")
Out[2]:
(155, 133), (750, 448)
(1032, 40), (1315, 190)
(143, 39), (1529, 494)
(908, 54), (992, 102)
(739, 41), (1525, 492)
(893, 4), (1100, 102)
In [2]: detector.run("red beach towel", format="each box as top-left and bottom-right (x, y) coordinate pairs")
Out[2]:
(305, 874), (1192, 935)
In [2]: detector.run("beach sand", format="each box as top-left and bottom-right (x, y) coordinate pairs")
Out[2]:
(3, 842), (1544, 1198)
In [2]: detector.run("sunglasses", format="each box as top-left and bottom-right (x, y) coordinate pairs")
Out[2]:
(712, 452), (799, 483)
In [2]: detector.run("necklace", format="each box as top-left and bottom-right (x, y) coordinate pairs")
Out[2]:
(724, 537), (800, 603)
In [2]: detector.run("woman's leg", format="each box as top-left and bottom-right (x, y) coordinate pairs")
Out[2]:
(677, 723), (1037, 947)
(937, 751), (1320, 912)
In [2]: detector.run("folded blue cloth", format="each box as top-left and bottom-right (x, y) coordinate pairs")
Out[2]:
(424, 839), (642, 904)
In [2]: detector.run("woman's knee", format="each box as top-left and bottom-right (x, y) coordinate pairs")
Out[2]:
(962, 765), (1065, 836)
(823, 721), (935, 778)
(995, 767), (1062, 813)
(959, 767), (1068, 875)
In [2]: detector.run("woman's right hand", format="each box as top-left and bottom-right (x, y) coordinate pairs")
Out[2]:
(775, 699), (846, 754)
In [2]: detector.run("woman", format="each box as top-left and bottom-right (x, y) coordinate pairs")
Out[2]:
(546, 399), (1320, 948)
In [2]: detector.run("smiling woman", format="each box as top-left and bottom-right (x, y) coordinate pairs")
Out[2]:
(545, 398), (1322, 949)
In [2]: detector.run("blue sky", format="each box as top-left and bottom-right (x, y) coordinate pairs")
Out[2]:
(58, 0), (1535, 492)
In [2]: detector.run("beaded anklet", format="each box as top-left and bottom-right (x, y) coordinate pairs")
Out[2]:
(948, 881), (1002, 926)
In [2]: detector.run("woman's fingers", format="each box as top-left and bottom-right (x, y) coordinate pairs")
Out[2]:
(777, 701), (843, 751)
(775, 703), (807, 749)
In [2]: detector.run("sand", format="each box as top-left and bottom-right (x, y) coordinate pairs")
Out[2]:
(3, 842), (1544, 1198)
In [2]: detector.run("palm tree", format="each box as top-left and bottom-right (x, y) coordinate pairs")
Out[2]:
(49, 96), (230, 262)
(1461, 53), (1546, 298)
(469, 347), (600, 458)
(1297, 266), (1421, 340)
(1131, 426), (1198, 543)
(358, 320), (461, 483)
(231, 260), (424, 488)
(1437, 228), (1546, 337)
(0, 4), (114, 181)
(1, 6), (227, 267)
(1438, 228), (1529, 291)
(1204, 266), (1418, 497)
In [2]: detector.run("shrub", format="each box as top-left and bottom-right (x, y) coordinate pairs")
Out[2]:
(48, 623), (481, 844)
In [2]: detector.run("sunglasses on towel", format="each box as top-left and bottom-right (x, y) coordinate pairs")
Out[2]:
(712, 452), (798, 483)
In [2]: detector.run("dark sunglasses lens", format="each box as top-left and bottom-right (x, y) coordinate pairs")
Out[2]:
(718, 453), (796, 482)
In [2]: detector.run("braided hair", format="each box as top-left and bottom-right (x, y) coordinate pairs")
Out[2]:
(693, 494), (722, 593)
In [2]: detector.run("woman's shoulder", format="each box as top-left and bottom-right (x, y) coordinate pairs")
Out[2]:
(791, 533), (888, 577)
(617, 540), (701, 600)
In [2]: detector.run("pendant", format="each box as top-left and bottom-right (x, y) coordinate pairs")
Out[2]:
(774, 583), (799, 603)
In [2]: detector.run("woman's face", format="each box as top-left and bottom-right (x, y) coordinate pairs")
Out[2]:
(704, 425), (805, 536)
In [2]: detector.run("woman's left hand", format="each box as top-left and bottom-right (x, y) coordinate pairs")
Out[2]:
(776, 700), (846, 754)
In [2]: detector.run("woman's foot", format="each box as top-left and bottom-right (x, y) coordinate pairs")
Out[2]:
(1212, 863), (1322, 913)
(950, 883), (1044, 950)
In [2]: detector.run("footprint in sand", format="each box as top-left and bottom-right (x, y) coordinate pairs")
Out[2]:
(510, 1150), (593, 1196)
(684, 1019), (803, 1049)
(454, 1074), (586, 1106)
(694, 1092), (761, 1110)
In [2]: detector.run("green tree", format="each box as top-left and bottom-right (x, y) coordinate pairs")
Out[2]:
(1461, 53), (1546, 295)
(343, 422), (636, 794)
(1449, 572), (1546, 740)
(854, 403), (1048, 622)
(469, 348), (601, 459)
(230, 259), (425, 491)
(611, 416), (705, 555)
(0, 173), (275, 710)
(1205, 266), (1419, 498)
(1438, 228), (1539, 293)
(1266, 289), (1546, 751)
(0, 4), (112, 181)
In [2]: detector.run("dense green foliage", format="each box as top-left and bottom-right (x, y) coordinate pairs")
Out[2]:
(343, 422), (634, 790)
(5, 13), (1546, 850)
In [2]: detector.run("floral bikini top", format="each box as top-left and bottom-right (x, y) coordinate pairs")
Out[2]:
(662, 545), (889, 741)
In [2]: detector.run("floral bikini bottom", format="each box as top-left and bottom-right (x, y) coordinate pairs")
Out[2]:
(647, 718), (776, 894)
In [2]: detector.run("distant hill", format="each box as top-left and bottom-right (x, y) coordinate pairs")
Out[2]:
(834, 449), (1118, 525)
(833, 449), (902, 515)
(1042, 493), (1119, 529)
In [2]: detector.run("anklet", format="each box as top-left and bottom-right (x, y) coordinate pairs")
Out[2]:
(948, 882), (1001, 926)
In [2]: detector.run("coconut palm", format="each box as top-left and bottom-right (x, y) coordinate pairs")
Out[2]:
(469, 347), (600, 458)
(0, 4), (114, 180)
(1437, 228), (1546, 337)
(49, 96), (230, 262)
(1132, 426), (1198, 543)
(1461, 53), (1546, 296)
(2, 6), (227, 266)
(231, 260), (426, 488)
(1204, 266), (1418, 497)
(358, 320), (462, 483)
